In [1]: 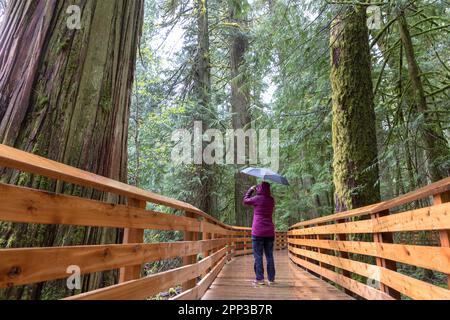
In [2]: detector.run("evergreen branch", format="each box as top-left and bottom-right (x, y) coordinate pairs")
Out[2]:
(411, 24), (450, 37)
(425, 84), (450, 98)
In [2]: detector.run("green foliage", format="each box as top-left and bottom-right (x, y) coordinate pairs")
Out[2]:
(129, 0), (450, 232)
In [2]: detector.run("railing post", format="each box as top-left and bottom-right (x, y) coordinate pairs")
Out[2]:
(243, 231), (247, 254)
(433, 191), (450, 288)
(371, 210), (401, 299)
(316, 223), (332, 280)
(225, 231), (230, 261)
(231, 230), (236, 258)
(182, 211), (197, 291)
(201, 219), (210, 278)
(335, 219), (354, 296)
(119, 198), (146, 283)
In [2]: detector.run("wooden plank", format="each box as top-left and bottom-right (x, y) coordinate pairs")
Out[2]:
(288, 238), (450, 274)
(0, 144), (230, 228)
(235, 237), (252, 242)
(289, 253), (393, 300)
(120, 199), (146, 282)
(434, 191), (450, 288)
(202, 222), (231, 235)
(172, 255), (227, 300)
(289, 247), (450, 300)
(202, 250), (353, 300)
(290, 176), (450, 228)
(289, 202), (450, 236)
(373, 179), (450, 213)
(0, 239), (229, 288)
(0, 183), (233, 236)
(0, 183), (201, 231)
(232, 226), (252, 231)
(64, 247), (227, 300)
(290, 204), (378, 229)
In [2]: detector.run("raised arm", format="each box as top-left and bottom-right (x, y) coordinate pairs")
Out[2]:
(243, 186), (258, 206)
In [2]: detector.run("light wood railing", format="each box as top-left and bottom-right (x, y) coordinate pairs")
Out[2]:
(288, 177), (450, 300)
(0, 144), (287, 300)
(232, 227), (287, 257)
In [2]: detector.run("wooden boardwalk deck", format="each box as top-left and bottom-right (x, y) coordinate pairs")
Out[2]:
(202, 250), (353, 300)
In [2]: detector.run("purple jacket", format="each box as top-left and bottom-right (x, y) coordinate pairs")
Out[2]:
(243, 183), (275, 237)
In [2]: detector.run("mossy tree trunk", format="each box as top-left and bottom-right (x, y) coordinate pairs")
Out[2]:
(397, 12), (450, 182)
(0, 0), (143, 299)
(330, 6), (381, 212)
(230, 1), (254, 227)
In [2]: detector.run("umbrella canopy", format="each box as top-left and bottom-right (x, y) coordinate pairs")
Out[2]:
(240, 167), (289, 186)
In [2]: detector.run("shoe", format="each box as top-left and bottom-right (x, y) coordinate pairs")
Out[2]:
(267, 280), (276, 286)
(252, 280), (265, 286)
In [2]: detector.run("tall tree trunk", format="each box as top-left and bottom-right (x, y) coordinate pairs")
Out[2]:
(330, 6), (381, 212)
(192, 0), (216, 215)
(398, 12), (450, 182)
(0, 0), (143, 299)
(230, 1), (254, 227)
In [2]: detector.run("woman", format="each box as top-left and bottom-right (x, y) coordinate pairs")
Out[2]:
(243, 181), (275, 285)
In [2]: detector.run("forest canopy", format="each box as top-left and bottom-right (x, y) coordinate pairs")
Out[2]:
(127, 0), (449, 229)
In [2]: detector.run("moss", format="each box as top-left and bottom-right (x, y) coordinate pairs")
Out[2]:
(99, 83), (112, 113)
(56, 36), (71, 54)
(330, 6), (380, 211)
(36, 95), (49, 108)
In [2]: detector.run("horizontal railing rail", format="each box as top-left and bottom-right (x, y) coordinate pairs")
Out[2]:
(0, 144), (287, 300)
(288, 177), (450, 300)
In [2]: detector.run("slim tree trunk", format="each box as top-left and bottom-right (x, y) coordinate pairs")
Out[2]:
(230, 1), (254, 227)
(330, 6), (381, 211)
(192, 0), (217, 215)
(0, 0), (143, 299)
(398, 13), (450, 182)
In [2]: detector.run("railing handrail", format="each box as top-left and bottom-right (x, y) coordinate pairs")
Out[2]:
(0, 143), (229, 228)
(290, 176), (450, 229)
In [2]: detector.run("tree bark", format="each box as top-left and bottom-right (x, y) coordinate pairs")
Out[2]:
(330, 6), (381, 211)
(0, 0), (143, 299)
(191, 0), (217, 215)
(397, 13), (450, 182)
(229, 1), (254, 227)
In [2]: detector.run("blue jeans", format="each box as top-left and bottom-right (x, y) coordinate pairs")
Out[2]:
(252, 236), (275, 281)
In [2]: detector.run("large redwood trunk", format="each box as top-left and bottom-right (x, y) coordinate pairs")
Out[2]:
(0, 0), (143, 299)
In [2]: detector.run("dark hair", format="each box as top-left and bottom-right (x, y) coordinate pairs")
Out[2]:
(261, 181), (271, 188)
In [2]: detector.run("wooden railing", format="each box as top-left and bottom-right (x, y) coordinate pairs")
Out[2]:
(0, 144), (287, 300)
(288, 177), (450, 300)
(232, 227), (287, 257)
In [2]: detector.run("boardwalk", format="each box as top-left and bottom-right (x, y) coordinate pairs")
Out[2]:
(202, 250), (353, 300)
